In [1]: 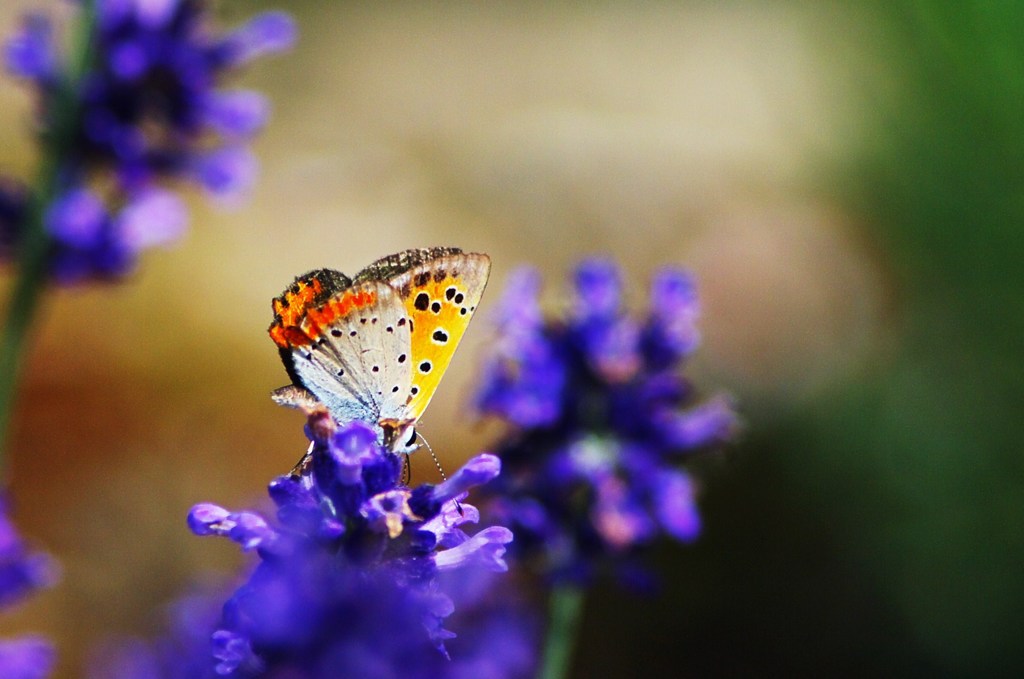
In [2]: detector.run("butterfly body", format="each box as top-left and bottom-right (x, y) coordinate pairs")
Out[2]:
(269, 247), (491, 453)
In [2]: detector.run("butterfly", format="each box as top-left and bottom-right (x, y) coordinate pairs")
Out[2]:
(268, 247), (491, 454)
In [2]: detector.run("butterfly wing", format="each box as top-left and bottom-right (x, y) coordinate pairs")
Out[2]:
(356, 248), (491, 421)
(269, 270), (414, 425)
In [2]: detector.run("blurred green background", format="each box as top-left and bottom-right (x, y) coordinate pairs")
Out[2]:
(1, 1), (1022, 676)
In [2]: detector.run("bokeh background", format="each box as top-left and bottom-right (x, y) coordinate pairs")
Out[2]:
(1, 1), (1022, 676)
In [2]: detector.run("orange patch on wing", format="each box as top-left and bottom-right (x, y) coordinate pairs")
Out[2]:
(270, 285), (377, 348)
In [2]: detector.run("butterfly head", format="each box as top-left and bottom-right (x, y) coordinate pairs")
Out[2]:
(380, 418), (419, 455)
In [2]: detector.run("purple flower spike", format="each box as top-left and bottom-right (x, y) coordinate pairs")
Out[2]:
(475, 267), (566, 428)
(185, 416), (514, 675)
(475, 260), (734, 584)
(0, 637), (54, 679)
(2, 1), (294, 283)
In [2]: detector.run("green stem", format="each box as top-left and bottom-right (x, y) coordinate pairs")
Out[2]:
(0, 2), (97, 473)
(540, 585), (585, 679)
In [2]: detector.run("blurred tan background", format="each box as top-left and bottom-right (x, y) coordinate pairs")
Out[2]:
(1, 2), (903, 676)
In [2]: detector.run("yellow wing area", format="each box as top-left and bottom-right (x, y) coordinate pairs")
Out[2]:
(387, 253), (491, 420)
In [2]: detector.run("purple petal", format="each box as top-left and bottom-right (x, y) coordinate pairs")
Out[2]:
(573, 258), (622, 319)
(193, 147), (257, 199)
(655, 471), (701, 541)
(361, 489), (415, 538)
(432, 454), (501, 504)
(320, 421), (380, 485)
(228, 512), (275, 551)
(212, 630), (258, 676)
(420, 590), (456, 653)
(647, 268), (701, 357)
(584, 317), (641, 383)
(661, 395), (736, 450)
(115, 189), (187, 253)
(203, 91), (270, 138)
(4, 14), (56, 83)
(189, 507), (281, 552)
(220, 12), (297, 67)
(591, 477), (656, 550)
(494, 267), (544, 338)
(44, 189), (107, 248)
(186, 503), (232, 537)
(108, 39), (151, 81)
(434, 526), (513, 572)
(133, 0), (178, 29)
(420, 501), (480, 547)
(97, 0), (133, 29)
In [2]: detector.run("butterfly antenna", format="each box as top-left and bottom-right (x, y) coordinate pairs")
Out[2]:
(417, 432), (463, 516)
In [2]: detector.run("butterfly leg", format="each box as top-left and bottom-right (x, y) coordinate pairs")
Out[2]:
(288, 441), (315, 478)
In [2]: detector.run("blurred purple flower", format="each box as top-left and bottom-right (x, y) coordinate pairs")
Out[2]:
(0, 497), (58, 612)
(92, 571), (538, 679)
(3, 14), (56, 84)
(181, 414), (513, 677)
(1, 0), (295, 282)
(475, 260), (736, 583)
(0, 637), (54, 679)
(0, 497), (59, 679)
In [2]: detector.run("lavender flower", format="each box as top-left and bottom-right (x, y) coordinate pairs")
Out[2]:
(475, 260), (736, 583)
(1, 1), (296, 282)
(92, 572), (538, 679)
(0, 637), (54, 679)
(0, 497), (58, 679)
(0, 500), (57, 610)
(184, 413), (513, 677)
